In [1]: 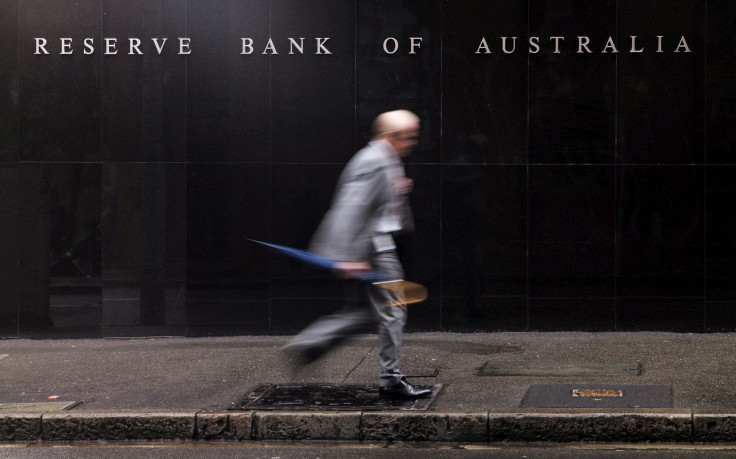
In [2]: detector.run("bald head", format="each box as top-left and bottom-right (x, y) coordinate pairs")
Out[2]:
(372, 110), (420, 138)
(371, 110), (420, 157)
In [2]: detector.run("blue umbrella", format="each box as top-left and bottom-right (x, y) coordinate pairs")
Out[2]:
(249, 240), (391, 282)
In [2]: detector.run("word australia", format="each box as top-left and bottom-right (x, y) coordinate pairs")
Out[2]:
(475, 35), (692, 54)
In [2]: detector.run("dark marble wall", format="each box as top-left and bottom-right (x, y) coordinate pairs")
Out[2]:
(2, 0), (734, 337)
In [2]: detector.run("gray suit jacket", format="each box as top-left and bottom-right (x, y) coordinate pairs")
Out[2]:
(309, 140), (398, 262)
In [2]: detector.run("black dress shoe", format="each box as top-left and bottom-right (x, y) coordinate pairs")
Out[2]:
(379, 378), (432, 398)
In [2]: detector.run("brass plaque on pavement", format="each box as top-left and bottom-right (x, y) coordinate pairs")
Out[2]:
(572, 389), (623, 398)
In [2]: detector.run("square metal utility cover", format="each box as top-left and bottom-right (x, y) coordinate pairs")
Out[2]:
(233, 383), (443, 411)
(520, 384), (673, 408)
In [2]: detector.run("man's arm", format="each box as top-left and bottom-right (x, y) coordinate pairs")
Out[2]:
(309, 164), (387, 262)
(332, 261), (373, 279)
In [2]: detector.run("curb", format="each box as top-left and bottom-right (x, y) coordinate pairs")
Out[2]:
(1, 410), (735, 443)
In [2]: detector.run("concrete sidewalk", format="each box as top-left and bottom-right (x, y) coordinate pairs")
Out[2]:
(0, 332), (735, 443)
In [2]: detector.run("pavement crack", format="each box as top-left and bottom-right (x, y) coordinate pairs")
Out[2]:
(342, 347), (374, 384)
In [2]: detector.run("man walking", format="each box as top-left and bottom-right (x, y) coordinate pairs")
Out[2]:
(283, 110), (430, 398)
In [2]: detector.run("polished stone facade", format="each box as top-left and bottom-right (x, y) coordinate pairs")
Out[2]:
(1, 0), (734, 336)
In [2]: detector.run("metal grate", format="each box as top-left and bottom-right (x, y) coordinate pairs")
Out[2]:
(232, 383), (443, 411)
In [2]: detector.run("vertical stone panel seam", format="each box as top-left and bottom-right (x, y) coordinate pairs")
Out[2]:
(358, 410), (365, 441)
(251, 410), (259, 441)
(690, 408), (695, 443)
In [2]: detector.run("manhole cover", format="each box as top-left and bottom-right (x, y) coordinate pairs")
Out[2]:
(520, 384), (673, 408)
(232, 383), (443, 411)
(478, 361), (641, 377)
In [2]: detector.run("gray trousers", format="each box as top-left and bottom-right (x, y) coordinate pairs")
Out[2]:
(284, 249), (407, 387)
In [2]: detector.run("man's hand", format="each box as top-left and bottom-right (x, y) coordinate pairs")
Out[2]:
(333, 261), (373, 279)
(393, 177), (413, 195)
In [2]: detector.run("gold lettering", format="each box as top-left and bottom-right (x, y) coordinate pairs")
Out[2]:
(572, 389), (623, 398)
